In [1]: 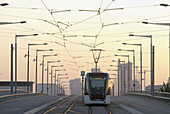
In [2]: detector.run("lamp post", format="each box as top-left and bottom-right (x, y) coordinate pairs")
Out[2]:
(41, 54), (58, 93)
(50, 65), (64, 95)
(0, 21), (26, 25)
(54, 69), (66, 96)
(118, 49), (135, 92)
(46, 61), (61, 95)
(57, 74), (68, 95)
(129, 34), (153, 94)
(26, 43), (47, 93)
(115, 54), (130, 93)
(14, 34), (38, 94)
(122, 43), (142, 93)
(142, 21), (170, 81)
(35, 49), (53, 93)
(60, 80), (69, 95)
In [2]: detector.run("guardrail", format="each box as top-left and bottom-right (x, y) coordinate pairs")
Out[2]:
(0, 92), (47, 103)
(0, 89), (27, 96)
(154, 91), (170, 98)
(128, 91), (170, 102)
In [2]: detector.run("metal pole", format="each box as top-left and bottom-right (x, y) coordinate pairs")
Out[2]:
(82, 75), (83, 101)
(169, 26), (170, 79)
(128, 56), (130, 93)
(121, 66), (123, 95)
(15, 35), (17, 94)
(27, 44), (29, 93)
(42, 56), (44, 92)
(59, 79), (60, 95)
(140, 45), (143, 93)
(144, 70), (146, 90)
(51, 66), (53, 96)
(11, 44), (13, 94)
(151, 46), (155, 96)
(35, 50), (38, 93)
(57, 75), (58, 95)
(118, 59), (120, 96)
(133, 51), (135, 92)
(47, 62), (49, 94)
(150, 36), (153, 96)
(95, 62), (97, 72)
(54, 71), (56, 95)
(123, 61), (125, 94)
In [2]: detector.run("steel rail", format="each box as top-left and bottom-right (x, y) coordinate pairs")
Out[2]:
(64, 96), (80, 114)
(43, 95), (74, 114)
(105, 106), (112, 114)
(88, 106), (92, 114)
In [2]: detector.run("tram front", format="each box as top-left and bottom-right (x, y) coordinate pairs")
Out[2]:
(84, 73), (111, 105)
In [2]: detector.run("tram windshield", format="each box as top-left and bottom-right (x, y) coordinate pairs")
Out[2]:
(90, 79), (105, 95)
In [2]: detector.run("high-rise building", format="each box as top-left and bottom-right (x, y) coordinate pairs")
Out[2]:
(114, 62), (132, 96)
(69, 78), (82, 95)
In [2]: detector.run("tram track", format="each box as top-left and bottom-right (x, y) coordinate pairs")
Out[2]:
(88, 105), (112, 114)
(63, 96), (80, 114)
(105, 106), (112, 114)
(43, 95), (80, 114)
(43, 95), (75, 114)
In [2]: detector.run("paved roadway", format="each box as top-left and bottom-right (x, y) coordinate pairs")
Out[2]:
(0, 94), (169, 114)
(111, 95), (170, 114)
(0, 95), (67, 114)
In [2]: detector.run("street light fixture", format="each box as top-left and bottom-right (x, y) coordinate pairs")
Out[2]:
(14, 34), (38, 94)
(54, 69), (66, 96)
(0, 3), (8, 6)
(41, 54), (58, 93)
(129, 34), (154, 95)
(57, 74), (68, 95)
(142, 21), (170, 82)
(46, 60), (61, 94)
(159, 3), (170, 7)
(122, 42), (143, 93)
(0, 21), (26, 25)
(25, 43), (47, 93)
(118, 49), (136, 92)
(35, 49), (53, 93)
(50, 65), (64, 95)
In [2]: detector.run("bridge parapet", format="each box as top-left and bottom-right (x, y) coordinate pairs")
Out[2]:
(0, 92), (47, 103)
(128, 91), (170, 103)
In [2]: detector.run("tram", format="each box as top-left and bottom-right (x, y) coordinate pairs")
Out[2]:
(84, 72), (111, 105)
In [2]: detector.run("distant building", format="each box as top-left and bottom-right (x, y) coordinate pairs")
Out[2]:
(70, 78), (81, 95)
(114, 61), (132, 96)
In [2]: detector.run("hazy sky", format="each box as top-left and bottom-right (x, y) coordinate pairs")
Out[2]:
(1, 0), (170, 88)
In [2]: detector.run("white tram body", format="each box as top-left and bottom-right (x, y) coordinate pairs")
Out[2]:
(84, 73), (111, 105)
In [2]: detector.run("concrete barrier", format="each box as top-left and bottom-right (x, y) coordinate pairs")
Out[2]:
(0, 92), (47, 103)
(127, 93), (170, 103)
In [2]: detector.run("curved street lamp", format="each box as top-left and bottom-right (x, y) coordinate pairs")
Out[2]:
(14, 33), (38, 94)
(35, 49), (53, 93)
(129, 34), (153, 95)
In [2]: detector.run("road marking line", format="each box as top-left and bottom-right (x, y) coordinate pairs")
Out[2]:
(111, 100), (144, 114)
